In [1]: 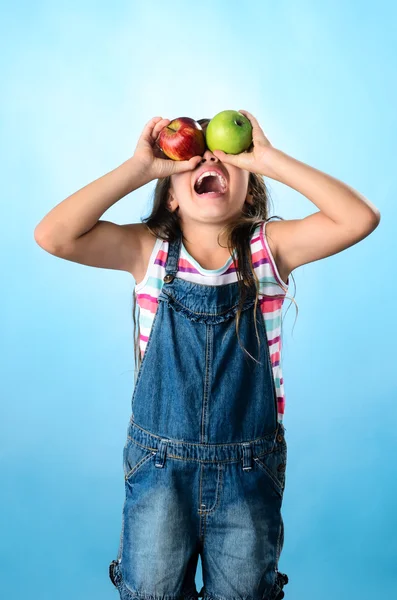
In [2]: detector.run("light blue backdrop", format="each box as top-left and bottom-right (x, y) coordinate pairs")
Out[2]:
(1, 1), (395, 598)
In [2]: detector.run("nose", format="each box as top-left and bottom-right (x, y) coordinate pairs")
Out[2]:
(199, 147), (220, 164)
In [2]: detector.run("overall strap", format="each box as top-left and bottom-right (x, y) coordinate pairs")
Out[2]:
(163, 233), (182, 284)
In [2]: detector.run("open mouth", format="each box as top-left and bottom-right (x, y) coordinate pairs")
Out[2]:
(193, 171), (228, 197)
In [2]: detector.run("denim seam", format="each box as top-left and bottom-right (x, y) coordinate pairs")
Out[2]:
(116, 491), (127, 562)
(198, 463), (224, 515)
(127, 436), (158, 452)
(201, 324), (212, 441)
(256, 308), (279, 427)
(124, 451), (156, 483)
(275, 514), (284, 567)
(128, 419), (280, 447)
(161, 288), (255, 317)
(127, 436), (279, 452)
(124, 449), (285, 465)
(126, 440), (282, 463)
(131, 304), (162, 405)
(124, 445), (280, 461)
(253, 456), (284, 497)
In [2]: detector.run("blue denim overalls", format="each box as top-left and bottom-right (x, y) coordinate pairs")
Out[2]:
(109, 233), (289, 600)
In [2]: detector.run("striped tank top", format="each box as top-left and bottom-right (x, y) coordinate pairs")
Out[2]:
(134, 220), (290, 422)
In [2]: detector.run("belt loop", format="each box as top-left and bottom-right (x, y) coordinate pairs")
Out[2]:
(155, 439), (168, 468)
(242, 442), (253, 471)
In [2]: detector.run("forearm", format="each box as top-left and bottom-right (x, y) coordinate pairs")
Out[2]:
(34, 157), (152, 246)
(261, 147), (380, 228)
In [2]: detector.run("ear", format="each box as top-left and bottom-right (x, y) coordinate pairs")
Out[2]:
(245, 188), (254, 205)
(167, 192), (179, 213)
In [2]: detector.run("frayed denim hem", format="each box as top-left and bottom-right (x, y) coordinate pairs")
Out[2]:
(189, 571), (288, 600)
(109, 560), (200, 600)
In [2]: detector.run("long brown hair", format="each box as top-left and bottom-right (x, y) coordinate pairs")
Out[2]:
(132, 118), (298, 376)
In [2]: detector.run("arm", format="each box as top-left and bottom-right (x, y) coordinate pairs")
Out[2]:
(34, 116), (202, 277)
(258, 148), (381, 276)
(212, 109), (381, 277)
(33, 157), (153, 275)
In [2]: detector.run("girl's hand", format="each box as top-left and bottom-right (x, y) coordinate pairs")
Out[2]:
(212, 110), (276, 177)
(132, 117), (203, 181)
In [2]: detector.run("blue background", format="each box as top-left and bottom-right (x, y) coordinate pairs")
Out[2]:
(1, 1), (396, 598)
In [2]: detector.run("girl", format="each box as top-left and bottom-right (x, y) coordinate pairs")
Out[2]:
(34, 111), (380, 600)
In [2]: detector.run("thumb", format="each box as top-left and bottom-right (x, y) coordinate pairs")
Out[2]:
(172, 155), (202, 173)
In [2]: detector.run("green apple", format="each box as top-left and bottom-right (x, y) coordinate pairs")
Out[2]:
(205, 110), (253, 154)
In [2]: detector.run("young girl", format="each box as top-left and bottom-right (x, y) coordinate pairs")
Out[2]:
(34, 111), (380, 600)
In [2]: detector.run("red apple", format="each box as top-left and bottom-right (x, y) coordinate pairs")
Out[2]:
(156, 117), (206, 161)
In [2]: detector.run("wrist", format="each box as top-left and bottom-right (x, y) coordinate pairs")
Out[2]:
(257, 147), (286, 181)
(124, 156), (154, 190)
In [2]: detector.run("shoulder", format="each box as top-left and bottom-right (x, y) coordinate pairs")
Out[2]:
(261, 219), (279, 258)
(260, 219), (290, 288)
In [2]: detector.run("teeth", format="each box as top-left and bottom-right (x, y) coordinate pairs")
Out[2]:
(195, 171), (227, 192)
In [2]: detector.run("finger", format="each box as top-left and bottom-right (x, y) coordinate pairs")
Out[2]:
(238, 110), (264, 145)
(212, 149), (240, 167)
(172, 155), (202, 173)
(138, 117), (165, 145)
(239, 109), (272, 146)
(238, 109), (256, 123)
(152, 118), (170, 141)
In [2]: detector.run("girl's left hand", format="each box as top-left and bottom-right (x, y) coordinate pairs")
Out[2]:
(212, 110), (275, 175)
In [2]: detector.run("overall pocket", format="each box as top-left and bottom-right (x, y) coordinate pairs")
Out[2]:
(123, 437), (156, 483)
(254, 437), (287, 497)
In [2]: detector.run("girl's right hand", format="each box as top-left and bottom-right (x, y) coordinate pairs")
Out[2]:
(132, 117), (203, 181)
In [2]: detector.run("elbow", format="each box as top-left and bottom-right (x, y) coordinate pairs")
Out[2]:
(360, 210), (381, 240)
(361, 208), (381, 232)
(34, 226), (49, 248)
(371, 206), (381, 223)
(34, 226), (62, 254)
(370, 210), (381, 230)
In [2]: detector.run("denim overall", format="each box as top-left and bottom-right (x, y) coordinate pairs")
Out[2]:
(109, 233), (289, 600)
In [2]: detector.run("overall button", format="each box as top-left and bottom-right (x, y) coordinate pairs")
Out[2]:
(163, 274), (175, 283)
(277, 434), (283, 442)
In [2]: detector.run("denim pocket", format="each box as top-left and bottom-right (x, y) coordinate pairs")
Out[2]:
(123, 437), (156, 483)
(254, 444), (287, 497)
